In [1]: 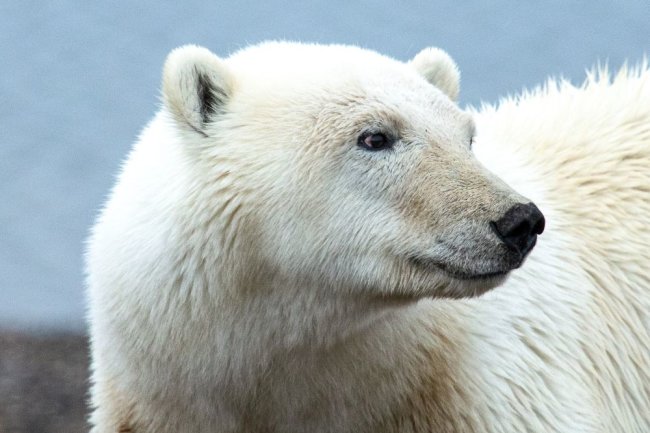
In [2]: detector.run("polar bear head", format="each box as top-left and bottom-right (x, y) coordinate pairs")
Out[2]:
(161, 42), (544, 300)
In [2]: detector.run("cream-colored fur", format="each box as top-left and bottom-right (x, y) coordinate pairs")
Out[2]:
(86, 42), (650, 432)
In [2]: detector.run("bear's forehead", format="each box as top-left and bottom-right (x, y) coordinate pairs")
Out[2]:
(228, 41), (400, 73)
(224, 42), (468, 137)
(227, 42), (436, 99)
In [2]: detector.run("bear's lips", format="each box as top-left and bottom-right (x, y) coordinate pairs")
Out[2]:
(407, 255), (518, 281)
(441, 268), (510, 281)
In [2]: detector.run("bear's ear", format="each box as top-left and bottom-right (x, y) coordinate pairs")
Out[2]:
(162, 45), (234, 136)
(409, 48), (460, 101)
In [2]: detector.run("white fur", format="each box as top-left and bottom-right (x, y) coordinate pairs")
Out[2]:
(162, 45), (235, 135)
(409, 47), (461, 101)
(86, 42), (650, 433)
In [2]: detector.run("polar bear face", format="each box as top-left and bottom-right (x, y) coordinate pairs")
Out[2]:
(162, 42), (543, 300)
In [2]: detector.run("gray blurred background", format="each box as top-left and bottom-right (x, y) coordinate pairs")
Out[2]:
(1, 0), (649, 331)
(0, 1), (648, 431)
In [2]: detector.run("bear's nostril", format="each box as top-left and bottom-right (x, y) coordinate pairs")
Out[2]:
(491, 203), (545, 256)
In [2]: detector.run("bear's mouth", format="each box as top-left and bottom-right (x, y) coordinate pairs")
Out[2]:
(407, 255), (515, 281)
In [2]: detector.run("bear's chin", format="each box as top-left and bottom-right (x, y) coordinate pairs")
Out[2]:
(382, 274), (507, 301)
(404, 256), (513, 299)
(443, 273), (510, 298)
(411, 273), (508, 300)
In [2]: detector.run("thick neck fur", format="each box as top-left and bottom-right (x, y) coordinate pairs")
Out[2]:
(192, 271), (475, 433)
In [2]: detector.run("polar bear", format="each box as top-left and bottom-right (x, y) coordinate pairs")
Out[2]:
(86, 42), (649, 433)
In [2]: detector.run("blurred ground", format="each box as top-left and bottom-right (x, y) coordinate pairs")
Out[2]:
(0, 332), (89, 433)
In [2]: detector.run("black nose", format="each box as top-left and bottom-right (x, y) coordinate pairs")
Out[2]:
(491, 203), (545, 256)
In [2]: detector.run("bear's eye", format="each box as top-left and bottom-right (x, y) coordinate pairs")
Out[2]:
(358, 132), (392, 151)
(469, 136), (474, 149)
